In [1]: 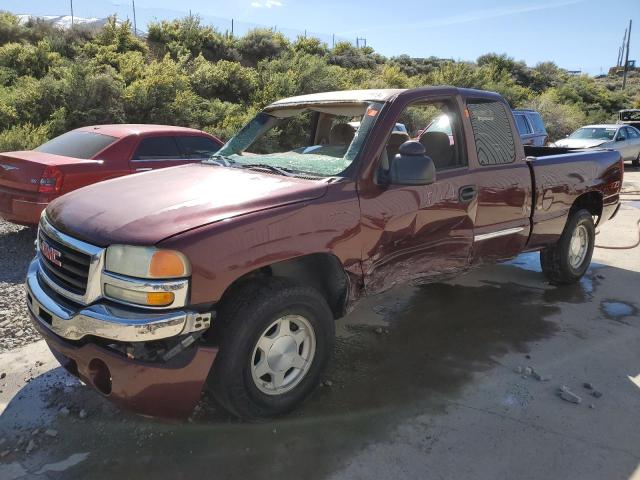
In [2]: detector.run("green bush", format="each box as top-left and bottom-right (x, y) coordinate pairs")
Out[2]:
(0, 122), (49, 151)
(190, 56), (257, 103)
(0, 10), (637, 148)
(237, 29), (289, 65)
(147, 15), (237, 62)
(0, 41), (61, 79)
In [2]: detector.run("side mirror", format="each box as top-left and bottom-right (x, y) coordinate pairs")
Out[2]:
(389, 141), (436, 186)
(616, 136), (625, 142)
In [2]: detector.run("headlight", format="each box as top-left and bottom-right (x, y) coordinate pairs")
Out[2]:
(105, 245), (191, 279)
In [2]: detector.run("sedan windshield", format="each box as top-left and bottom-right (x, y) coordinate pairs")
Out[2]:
(213, 102), (384, 177)
(568, 127), (617, 141)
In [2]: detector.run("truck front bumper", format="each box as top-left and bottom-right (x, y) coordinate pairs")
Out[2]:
(25, 259), (211, 343)
(26, 259), (218, 418)
(29, 315), (217, 418)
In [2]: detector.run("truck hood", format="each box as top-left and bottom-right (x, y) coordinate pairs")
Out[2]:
(47, 163), (328, 246)
(553, 138), (608, 149)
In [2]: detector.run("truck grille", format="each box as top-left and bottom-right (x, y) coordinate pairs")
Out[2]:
(38, 228), (91, 296)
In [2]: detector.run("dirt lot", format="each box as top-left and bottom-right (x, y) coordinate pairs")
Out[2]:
(0, 170), (639, 480)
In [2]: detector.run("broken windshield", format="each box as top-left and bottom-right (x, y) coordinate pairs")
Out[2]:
(213, 102), (384, 177)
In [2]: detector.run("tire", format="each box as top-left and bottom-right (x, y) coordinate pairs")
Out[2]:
(207, 277), (334, 420)
(540, 209), (595, 284)
(632, 152), (640, 168)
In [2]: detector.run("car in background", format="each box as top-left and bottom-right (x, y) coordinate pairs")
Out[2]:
(419, 110), (548, 146)
(553, 124), (640, 167)
(618, 109), (640, 130)
(512, 109), (548, 146)
(0, 125), (223, 225)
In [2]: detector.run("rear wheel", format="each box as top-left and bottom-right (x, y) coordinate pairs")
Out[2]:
(540, 209), (595, 284)
(207, 277), (334, 420)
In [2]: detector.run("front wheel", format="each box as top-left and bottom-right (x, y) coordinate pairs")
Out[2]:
(540, 209), (595, 284)
(207, 278), (334, 420)
(632, 152), (640, 167)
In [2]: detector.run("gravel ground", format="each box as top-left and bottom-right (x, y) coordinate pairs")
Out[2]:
(0, 220), (39, 352)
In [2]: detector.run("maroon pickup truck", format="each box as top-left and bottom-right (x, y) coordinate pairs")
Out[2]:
(25, 87), (623, 420)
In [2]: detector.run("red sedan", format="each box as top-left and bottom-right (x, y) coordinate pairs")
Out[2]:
(0, 124), (223, 225)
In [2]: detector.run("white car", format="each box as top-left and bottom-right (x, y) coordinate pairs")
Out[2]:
(554, 124), (640, 167)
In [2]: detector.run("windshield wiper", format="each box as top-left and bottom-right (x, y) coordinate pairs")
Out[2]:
(236, 163), (296, 177)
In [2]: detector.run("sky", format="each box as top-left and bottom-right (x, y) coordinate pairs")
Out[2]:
(3, 0), (639, 75)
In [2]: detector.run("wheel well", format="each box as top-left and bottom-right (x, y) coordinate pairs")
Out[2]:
(218, 254), (350, 319)
(570, 191), (603, 224)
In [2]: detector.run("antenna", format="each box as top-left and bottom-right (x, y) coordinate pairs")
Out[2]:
(623, 19), (632, 89)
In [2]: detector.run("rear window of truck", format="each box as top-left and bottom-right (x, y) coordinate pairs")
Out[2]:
(35, 131), (117, 159)
(467, 101), (516, 166)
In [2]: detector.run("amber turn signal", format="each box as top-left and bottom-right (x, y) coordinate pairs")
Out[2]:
(149, 250), (188, 278)
(146, 291), (175, 306)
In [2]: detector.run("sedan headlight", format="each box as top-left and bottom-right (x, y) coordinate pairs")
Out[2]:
(105, 245), (191, 279)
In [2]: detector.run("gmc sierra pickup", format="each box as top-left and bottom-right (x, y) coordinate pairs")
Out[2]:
(25, 87), (623, 420)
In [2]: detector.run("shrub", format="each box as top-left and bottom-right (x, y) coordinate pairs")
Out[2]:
(237, 29), (289, 65)
(190, 56), (257, 103)
(0, 122), (49, 151)
(148, 16), (237, 62)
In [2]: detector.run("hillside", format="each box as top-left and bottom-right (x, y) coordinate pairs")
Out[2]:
(0, 12), (639, 150)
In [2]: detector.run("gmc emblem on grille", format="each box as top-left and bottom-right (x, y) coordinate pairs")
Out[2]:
(40, 241), (62, 267)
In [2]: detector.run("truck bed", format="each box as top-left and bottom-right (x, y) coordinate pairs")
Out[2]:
(525, 147), (623, 248)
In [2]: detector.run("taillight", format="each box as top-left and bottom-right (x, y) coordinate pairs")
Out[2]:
(38, 166), (63, 193)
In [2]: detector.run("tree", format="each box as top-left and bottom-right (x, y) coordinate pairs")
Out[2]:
(292, 36), (328, 57)
(147, 16), (237, 62)
(236, 29), (289, 65)
(190, 56), (258, 103)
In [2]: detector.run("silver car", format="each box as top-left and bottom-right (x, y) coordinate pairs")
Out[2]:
(554, 124), (640, 167)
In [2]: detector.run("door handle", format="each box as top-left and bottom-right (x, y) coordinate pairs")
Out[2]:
(136, 168), (152, 172)
(459, 185), (477, 203)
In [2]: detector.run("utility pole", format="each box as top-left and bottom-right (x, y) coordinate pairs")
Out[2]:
(70, 0), (74, 27)
(231, 18), (234, 37)
(623, 19), (632, 89)
(618, 27), (627, 66)
(617, 46), (622, 67)
(132, 0), (137, 36)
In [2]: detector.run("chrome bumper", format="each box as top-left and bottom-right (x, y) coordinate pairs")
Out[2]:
(25, 259), (211, 342)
